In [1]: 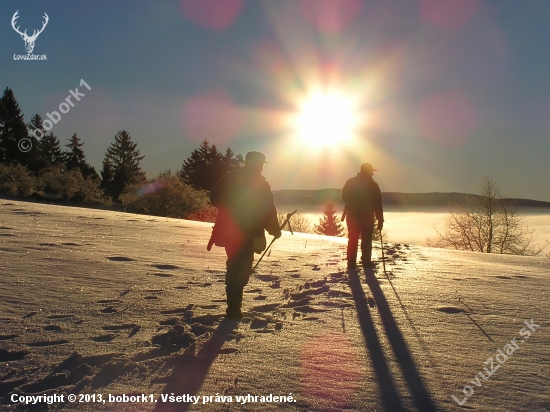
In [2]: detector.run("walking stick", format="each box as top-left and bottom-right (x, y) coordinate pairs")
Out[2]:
(379, 229), (387, 276)
(253, 210), (297, 272)
(379, 228), (402, 303)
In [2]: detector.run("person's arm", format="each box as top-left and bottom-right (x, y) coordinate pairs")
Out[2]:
(263, 183), (282, 239)
(265, 204), (281, 239)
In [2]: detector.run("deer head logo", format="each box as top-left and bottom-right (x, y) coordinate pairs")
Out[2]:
(11, 11), (49, 54)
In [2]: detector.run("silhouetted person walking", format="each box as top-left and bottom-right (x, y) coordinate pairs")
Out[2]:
(209, 151), (281, 319)
(341, 163), (384, 270)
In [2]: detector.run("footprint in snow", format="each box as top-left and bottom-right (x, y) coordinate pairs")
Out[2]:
(101, 324), (138, 331)
(250, 318), (269, 329)
(0, 349), (28, 361)
(27, 340), (69, 347)
(160, 305), (193, 315)
(270, 280), (281, 288)
(294, 306), (327, 314)
(251, 303), (281, 312)
(0, 334), (19, 340)
(437, 306), (466, 314)
(97, 299), (122, 304)
(256, 274), (279, 282)
(151, 273), (174, 278)
(128, 325), (141, 338)
(107, 256), (136, 262)
(151, 264), (180, 270)
(90, 334), (117, 342)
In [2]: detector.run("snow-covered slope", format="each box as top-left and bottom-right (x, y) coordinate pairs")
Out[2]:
(1, 200), (548, 411)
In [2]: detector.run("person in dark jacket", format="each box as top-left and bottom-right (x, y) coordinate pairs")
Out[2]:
(209, 151), (281, 319)
(341, 163), (384, 270)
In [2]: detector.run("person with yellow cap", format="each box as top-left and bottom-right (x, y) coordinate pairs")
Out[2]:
(209, 151), (281, 319)
(341, 163), (384, 270)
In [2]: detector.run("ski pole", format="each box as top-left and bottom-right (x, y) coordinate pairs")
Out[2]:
(253, 210), (297, 272)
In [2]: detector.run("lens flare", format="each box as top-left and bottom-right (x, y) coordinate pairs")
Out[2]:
(180, 0), (244, 31)
(136, 181), (167, 197)
(300, 332), (365, 409)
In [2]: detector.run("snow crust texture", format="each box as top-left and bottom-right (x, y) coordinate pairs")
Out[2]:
(0, 200), (548, 411)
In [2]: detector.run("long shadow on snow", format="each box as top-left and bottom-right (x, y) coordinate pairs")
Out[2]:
(363, 268), (437, 411)
(154, 318), (237, 412)
(347, 268), (406, 411)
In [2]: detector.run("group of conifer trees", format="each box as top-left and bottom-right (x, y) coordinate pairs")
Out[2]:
(0, 87), (243, 216)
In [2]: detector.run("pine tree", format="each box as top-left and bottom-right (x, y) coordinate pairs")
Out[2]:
(0, 88), (29, 165)
(102, 130), (145, 201)
(38, 132), (65, 167)
(100, 158), (114, 193)
(65, 133), (98, 179)
(314, 203), (345, 237)
(179, 140), (243, 191)
(65, 133), (85, 168)
(24, 114), (43, 170)
(27, 114), (45, 134)
(222, 147), (244, 171)
(179, 140), (221, 191)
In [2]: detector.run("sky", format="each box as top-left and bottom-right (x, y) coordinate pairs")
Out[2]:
(1, 0), (549, 201)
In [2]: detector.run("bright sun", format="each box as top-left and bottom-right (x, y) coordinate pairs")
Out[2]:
(293, 90), (360, 147)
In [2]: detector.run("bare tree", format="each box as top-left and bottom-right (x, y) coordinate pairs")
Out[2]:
(427, 177), (543, 255)
(277, 212), (312, 234)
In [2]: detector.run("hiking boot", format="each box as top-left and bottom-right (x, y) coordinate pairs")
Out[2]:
(225, 285), (243, 320)
(225, 309), (243, 321)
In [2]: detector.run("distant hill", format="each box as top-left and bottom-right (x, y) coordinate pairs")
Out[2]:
(273, 189), (550, 210)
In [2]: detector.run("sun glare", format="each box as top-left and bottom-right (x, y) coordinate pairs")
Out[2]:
(293, 90), (360, 148)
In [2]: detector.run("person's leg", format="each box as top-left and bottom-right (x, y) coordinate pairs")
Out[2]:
(346, 216), (360, 269)
(224, 240), (254, 319)
(225, 284), (244, 318)
(360, 213), (375, 266)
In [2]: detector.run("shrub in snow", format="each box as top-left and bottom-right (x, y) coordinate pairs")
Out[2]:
(120, 171), (210, 219)
(0, 163), (35, 197)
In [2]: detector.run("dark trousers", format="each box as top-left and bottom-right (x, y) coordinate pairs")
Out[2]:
(346, 212), (375, 266)
(224, 239), (254, 315)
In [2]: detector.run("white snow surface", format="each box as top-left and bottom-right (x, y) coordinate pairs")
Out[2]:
(0, 199), (548, 411)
